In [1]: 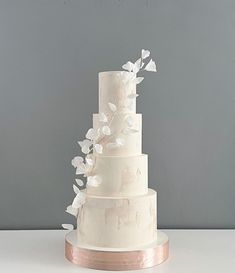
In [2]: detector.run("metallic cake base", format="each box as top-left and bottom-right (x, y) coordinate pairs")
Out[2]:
(65, 230), (169, 270)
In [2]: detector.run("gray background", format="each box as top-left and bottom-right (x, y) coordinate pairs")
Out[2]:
(0, 0), (234, 229)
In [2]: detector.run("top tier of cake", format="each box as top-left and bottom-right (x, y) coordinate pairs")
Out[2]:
(99, 71), (137, 114)
(96, 71), (141, 157)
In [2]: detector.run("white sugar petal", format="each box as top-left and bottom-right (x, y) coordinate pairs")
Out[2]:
(84, 139), (92, 146)
(72, 192), (86, 209)
(71, 156), (83, 168)
(73, 184), (80, 195)
(62, 224), (74, 230)
(87, 175), (102, 187)
(116, 138), (125, 146)
(108, 102), (117, 112)
(106, 138), (125, 149)
(122, 61), (134, 72)
(122, 127), (139, 135)
(75, 179), (84, 187)
(76, 162), (86, 174)
(133, 58), (142, 74)
(99, 113), (108, 122)
(65, 205), (78, 217)
(94, 144), (103, 154)
(78, 139), (92, 154)
(78, 139), (92, 148)
(134, 77), (144, 84)
(86, 128), (99, 140)
(85, 157), (94, 166)
(102, 125), (111, 135)
(85, 128), (94, 140)
(145, 59), (157, 72)
(81, 146), (90, 154)
(129, 128), (139, 133)
(125, 115), (134, 127)
(141, 49), (150, 59)
(77, 141), (84, 148)
(127, 93), (139, 99)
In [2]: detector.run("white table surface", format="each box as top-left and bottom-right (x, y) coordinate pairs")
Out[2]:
(0, 230), (234, 273)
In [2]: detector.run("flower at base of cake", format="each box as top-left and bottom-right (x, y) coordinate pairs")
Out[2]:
(62, 49), (157, 230)
(61, 224), (74, 230)
(72, 191), (86, 208)
(65, 205), (78, 217)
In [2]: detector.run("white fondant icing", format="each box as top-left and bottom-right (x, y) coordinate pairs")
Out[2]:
(86, 154), (148, 197)
(77, 189), (157, 248)
(93, 113), (142, 156)
(72, 69), (159, 250)
(99, 71), (136, 114)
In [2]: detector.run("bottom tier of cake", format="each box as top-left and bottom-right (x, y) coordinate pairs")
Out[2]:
(77, 189), (157, 248)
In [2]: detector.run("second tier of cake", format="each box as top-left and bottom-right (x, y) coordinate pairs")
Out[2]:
(86, 154), (148, 196)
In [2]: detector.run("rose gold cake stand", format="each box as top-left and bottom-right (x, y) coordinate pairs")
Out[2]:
(65, 230), (169, 270)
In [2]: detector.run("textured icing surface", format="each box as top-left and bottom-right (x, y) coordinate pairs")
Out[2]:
(77, 189), (157, 248)
(93, 113), (142, 156)
(73, 70), (158, 249)
(86, 154), (148, 196)
(99, 71), (136, 114)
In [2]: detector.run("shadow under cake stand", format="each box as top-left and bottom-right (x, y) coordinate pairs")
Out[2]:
(65, 230), (169, 270)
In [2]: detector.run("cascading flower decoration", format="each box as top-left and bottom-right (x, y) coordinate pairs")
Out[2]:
(62, 49), (157, 230)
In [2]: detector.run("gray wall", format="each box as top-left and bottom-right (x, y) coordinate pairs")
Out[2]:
(0, 0), (234, 229)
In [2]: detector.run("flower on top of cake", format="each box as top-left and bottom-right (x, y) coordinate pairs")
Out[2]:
(122, 49), (157, 73)
(119, 49), (157, 112)
(62, 49), (157, 230)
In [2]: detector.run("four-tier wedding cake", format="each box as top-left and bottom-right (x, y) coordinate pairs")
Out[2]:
(63, 50), (169, 270)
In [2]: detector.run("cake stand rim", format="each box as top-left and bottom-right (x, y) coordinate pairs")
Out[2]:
(65, 230), (169, 270)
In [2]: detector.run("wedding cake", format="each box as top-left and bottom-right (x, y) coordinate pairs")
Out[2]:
(63, 50), (169, 270)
